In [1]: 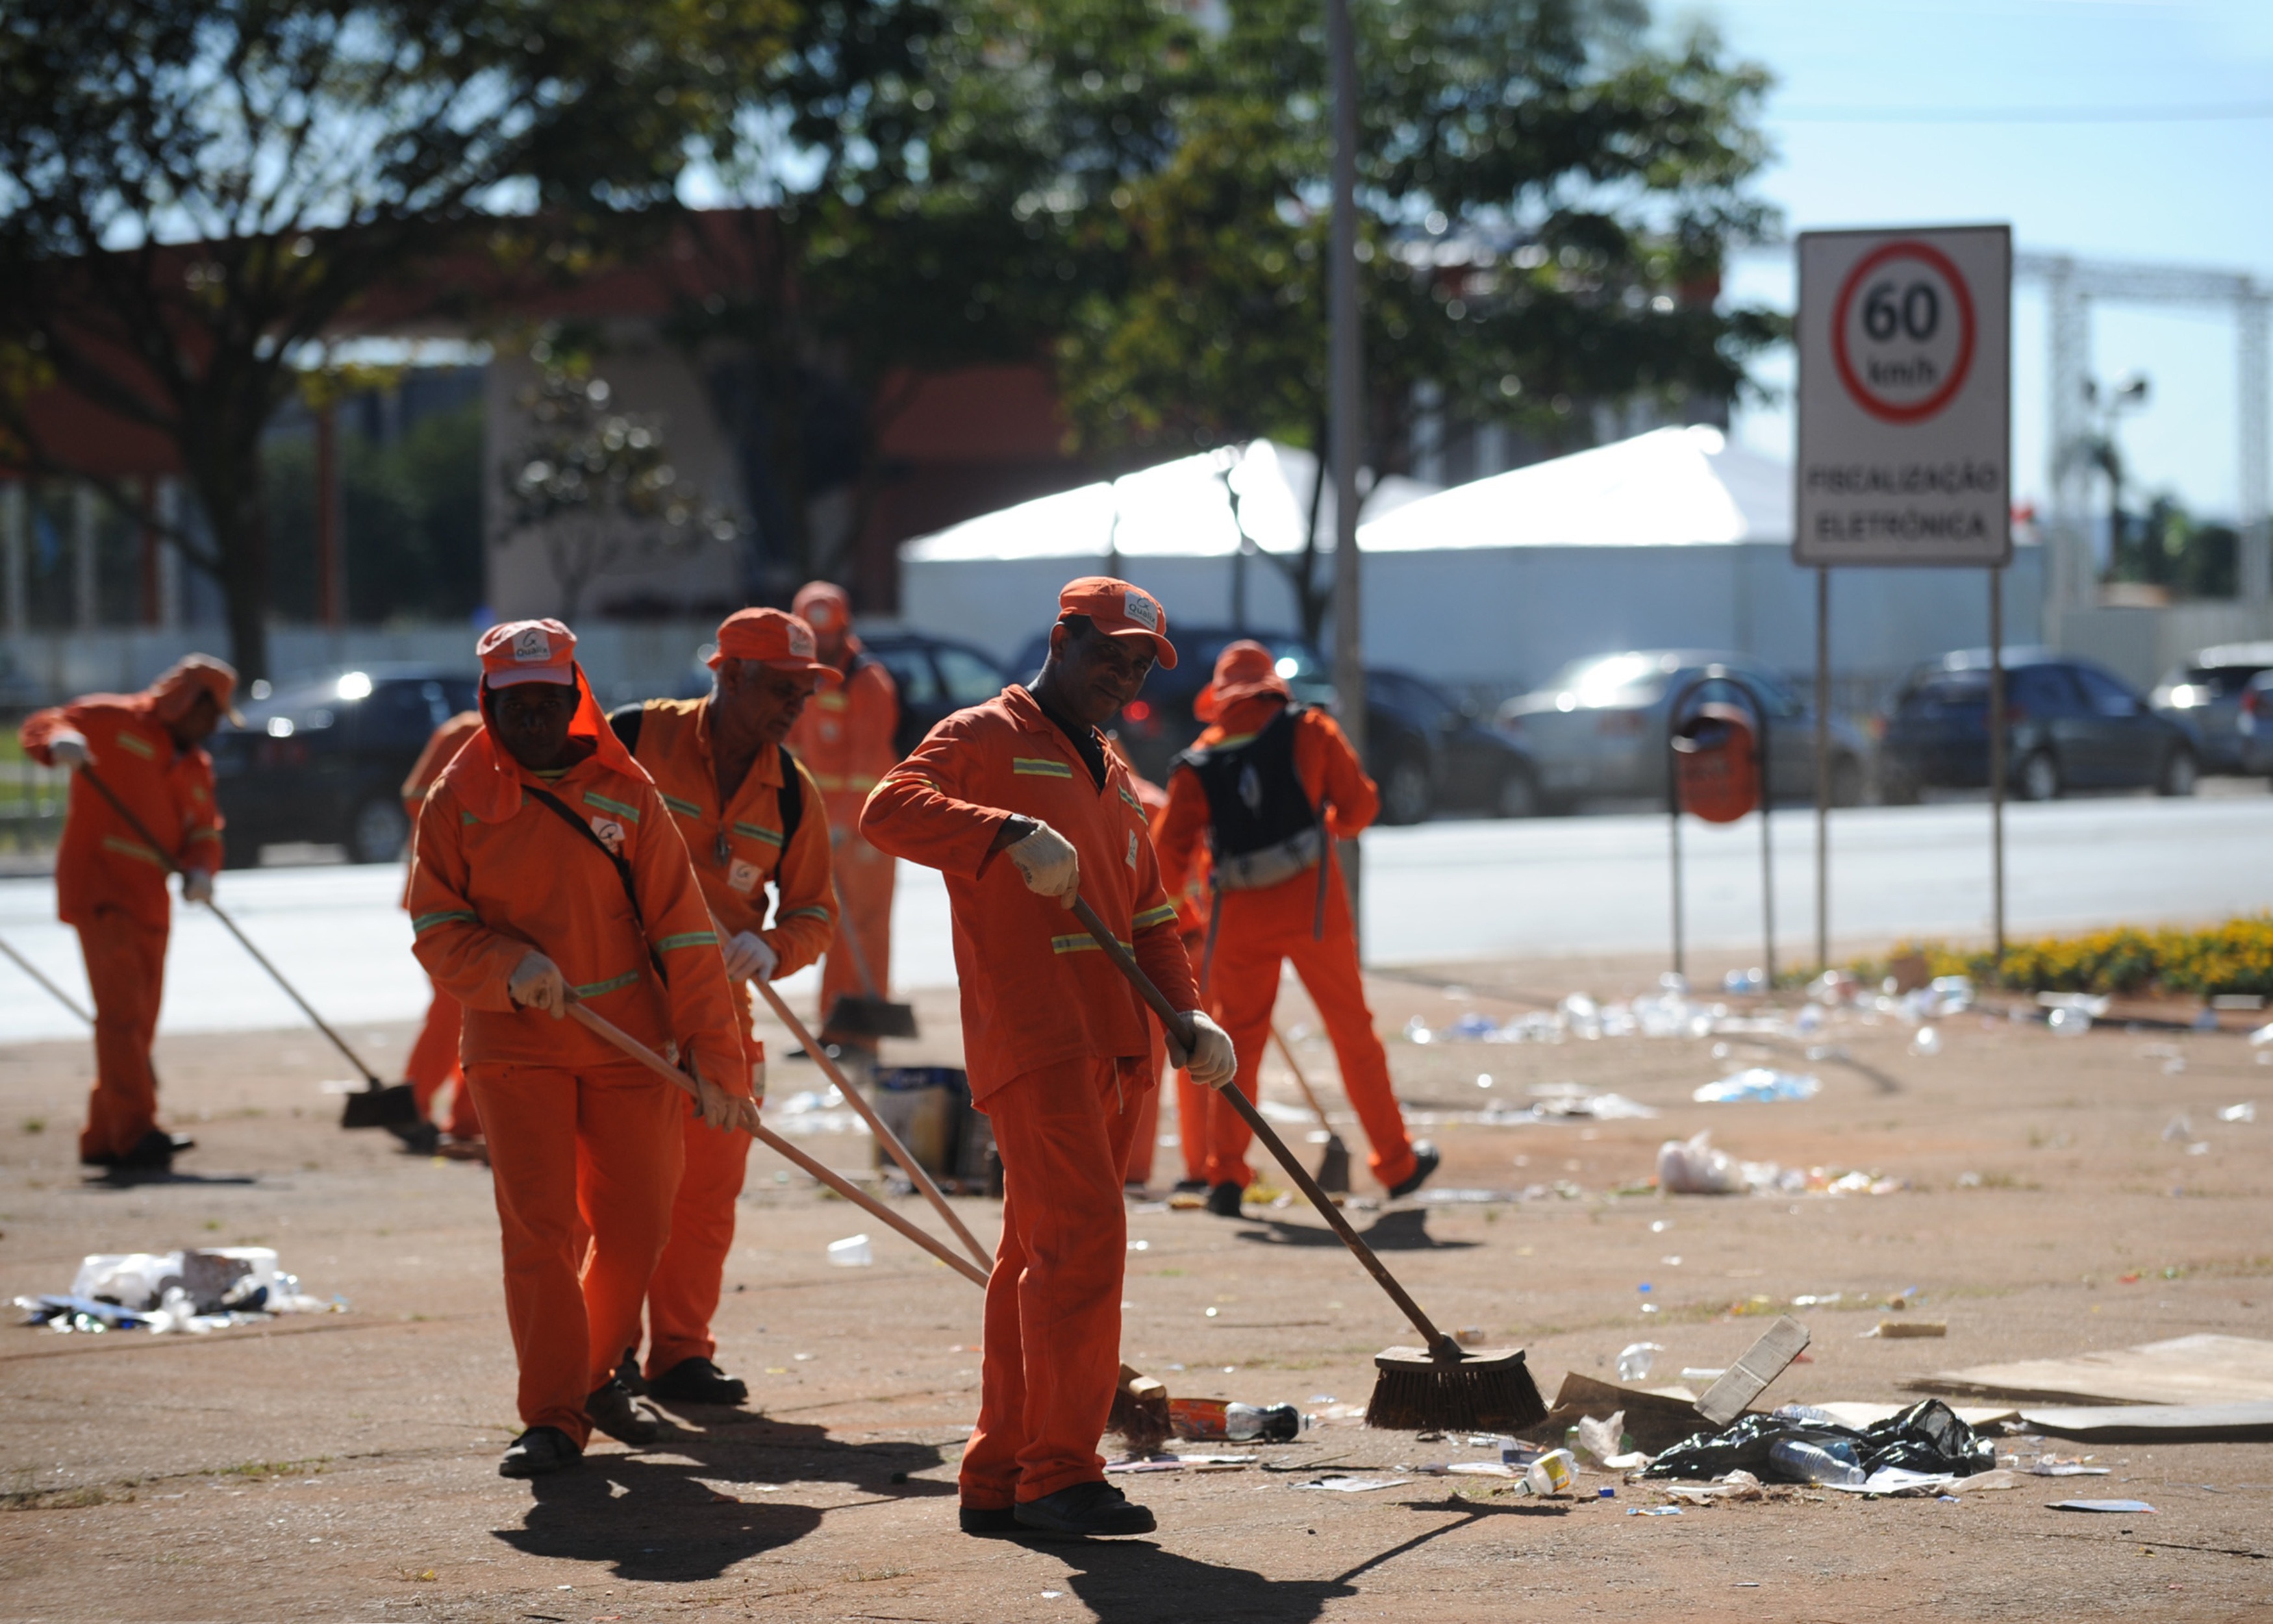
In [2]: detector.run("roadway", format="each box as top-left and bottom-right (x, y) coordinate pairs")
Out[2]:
(1, 792), (2265, 1045)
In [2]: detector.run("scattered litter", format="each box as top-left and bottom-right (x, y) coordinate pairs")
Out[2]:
(2048, 1007), (2092, 1038)
(1575, 1412), (1629, 1466)
(2029, 1462), (2111, 1477)
(2218, 1103), (2256, 1123)
(770, 1086), (870, 1138)
(1663, 1469), (1768, 1503)
(1300, 1477), (1410, 1493)
(825, 1234), (873, 1267)
(1911, 1026), (1942, 1056)
(1169, 1399), (1302, 1442)
(1105, 1453), (1256, 1473)
(1822, 1467), (1969, 1497)
(2039, 992), (2111, 1018)
(1511, 1084), (1661, 1122)
(1617, 1343), (1664, 1382)
(1522, 1449), (1577, 1496)
(1681, 1368), (1726, 1382)
(1866, 1319), (1948, 1340)
(1655, 1132), (1902, 1198)
(2048, 1499), (2155, 1514)
(2163, 1116), (2195, 1143)
(19, 1249), (332, 1334)
(1694, 1069), (1820, 1105)
(1645, 1399), (1994, 1484)
(1628, 1505), (1682, 1515)
(1697, 1316), (1812, 1426)
(1949, 1469), (2018, 1492)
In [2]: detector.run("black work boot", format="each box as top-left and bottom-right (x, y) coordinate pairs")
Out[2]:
(584, 1378), (659, 1445)
(499, 1426), (581, 1478)
(1013, 1480), (1157, 1538)
(646, 1356), (748, 1406)
(613, 1347), (647, 1397)
(112, 1129), (186, 1173)
(959, 1505), (1021, 1536)
(1205, 1180), (1245, 1217)
(1387, 1141), (1442, 1200)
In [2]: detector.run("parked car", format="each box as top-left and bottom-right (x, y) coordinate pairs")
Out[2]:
(857, 632), (1013, 757)
(1495, 650), (1871, 812)
(2149, 642), (2273, 774)
(208, 666), (479, 866)
(1879, 648), (2198, 802)
(2232, 669), (2273, 777)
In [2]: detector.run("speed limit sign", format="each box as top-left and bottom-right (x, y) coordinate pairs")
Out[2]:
(1794, 225), (2010, 566)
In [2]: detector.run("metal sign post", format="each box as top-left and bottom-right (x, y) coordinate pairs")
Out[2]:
(1796, 223), (2013, 975)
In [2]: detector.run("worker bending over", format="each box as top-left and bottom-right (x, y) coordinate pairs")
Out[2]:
(19, 655), (240, 1174)
(610, 607), (838, 1405)
(1154, 640), (1437, 1213)
(398, 710), (485, 1153)
(785, 581), (900, 1061)
(863, 577), (1235, 1539)
(408, 619), (749, 1479)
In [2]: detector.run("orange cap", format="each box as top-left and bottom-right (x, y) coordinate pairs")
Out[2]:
(477, 618), (578, 689)
(1194, 639), (1288, 722)
(149, 653), (245, 727)
(1058, 576), (1176, 669)
(791, 581), (852, 636)
(707, 607), (841, 685)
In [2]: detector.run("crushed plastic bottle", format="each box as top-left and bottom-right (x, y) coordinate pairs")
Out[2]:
(1767, 1436), (1865, 1486)
(1616, 1342), (1664, 1382)
(1523, 1448), (1576, 1495)
(1168, 1399), (1301, 1442)
(1693, 1069), (1820, 1105)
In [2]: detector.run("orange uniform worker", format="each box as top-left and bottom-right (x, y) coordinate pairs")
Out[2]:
(19, 655), (240, 1173)
(1154, 640), (1438, 1214)
(610, 607), (839, 1405)
(398, 710), (486, 1151)
(407, 619), (752, 1479)
(862, 577), (1235, 1540)
(785, 581), (900, 1055)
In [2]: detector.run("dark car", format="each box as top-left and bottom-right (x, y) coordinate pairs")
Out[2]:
(1496, 650), (1872, 812)
(1008, 625), (1535, 822)
(857, 632), (1012, 757)
(2149, 643), (2273, 774)
(2231, 669), (2273, 777)
(1879, 648), (2198, 803)
(208, 666), (478, 866)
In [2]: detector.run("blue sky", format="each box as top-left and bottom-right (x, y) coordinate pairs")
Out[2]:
(1692, 0), (2273, 520)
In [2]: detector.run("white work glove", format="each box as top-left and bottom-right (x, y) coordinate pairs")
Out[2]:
(507, 950), (566, 1018)
(690, 1060), (741, 1132)
(1169, 1010), (1237, 1090)
(722, 929), (777, 983)
(1005, 820), (1080, 908)
(181, 869), (214, 905)
(45, 733), (89, 771)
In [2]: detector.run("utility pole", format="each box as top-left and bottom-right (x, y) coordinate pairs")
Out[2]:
(1327, 0), (1365, 946)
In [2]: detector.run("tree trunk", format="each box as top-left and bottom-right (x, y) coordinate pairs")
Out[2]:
(192, 456), (271, 683)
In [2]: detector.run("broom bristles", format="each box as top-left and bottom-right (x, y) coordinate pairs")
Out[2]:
(1364, 1346), (1547, 1433)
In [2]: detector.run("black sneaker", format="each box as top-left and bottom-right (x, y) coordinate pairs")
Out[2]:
(387, 1120), (440, 1155)
(614, 1347), (647, 1397)
(1387, 1141), (1442, 1200)
(499, 1426), (581, 1479)
(646, 1356), (748, 1406)
(1170, 1178), (1208, 1195)
(112, 1129), (182, 1172)
(1205, 1181), (1245, 1217)
(959, 1505), (1021, 1536)
(584, 1378), (659, 1445)
(1013, 1480), (1157, 1538)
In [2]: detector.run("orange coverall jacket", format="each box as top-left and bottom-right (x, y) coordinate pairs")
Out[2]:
(19, 697), (222, 929)
(625, 698), (836, 979)
(1153, 697), (1379, 925)
(860, 684), (1199, 1100)
(786, 645), (899, 831)
(399, 711), (482, 907)
(405, 714), (747, 1093)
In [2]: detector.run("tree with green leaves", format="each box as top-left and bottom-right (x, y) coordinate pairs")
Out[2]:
(0, 0), (796, 677)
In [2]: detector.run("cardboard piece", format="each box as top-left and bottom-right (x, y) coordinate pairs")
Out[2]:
(1530, 1371), (1705, 1453)
(1698, 1316), (1811, 1425)
(2018, 1402), (2273, 1445)
(1909, 1334), (2273, 1406)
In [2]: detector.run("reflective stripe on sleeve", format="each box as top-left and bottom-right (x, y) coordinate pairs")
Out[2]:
(1133, 903), (1178, 931)
(1050, 933), (1133, 955)
(412, 909), (479, 934)
(581, 791), (641, 823)
(1012, 757), (1074, 778)
(656, 931), (718, 953)
(659, 792), (702, 818)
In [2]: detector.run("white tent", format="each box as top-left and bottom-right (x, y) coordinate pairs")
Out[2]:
(897, 425), (2040, 693)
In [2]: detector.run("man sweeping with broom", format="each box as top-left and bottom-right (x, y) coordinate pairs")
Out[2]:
(862, 577), (1237, 1538)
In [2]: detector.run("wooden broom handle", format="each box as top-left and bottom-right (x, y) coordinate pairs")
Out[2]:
(562, 995), (988, 1288)
(1269, 1024), (1336, 1129)
(1066, 894), (1455, 1358)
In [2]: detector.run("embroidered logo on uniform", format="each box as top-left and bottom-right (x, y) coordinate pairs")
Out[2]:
(1122, 589), (1159, 630)
(728, 858), (761, 894)
(788, 621), (816, 658)
(1127, 829), (1140, 869)
(588, 815), (626, 855)
(512, 626), (551, 663)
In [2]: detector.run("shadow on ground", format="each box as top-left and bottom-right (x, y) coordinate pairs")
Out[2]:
(1232, 1208), (1472, 1251)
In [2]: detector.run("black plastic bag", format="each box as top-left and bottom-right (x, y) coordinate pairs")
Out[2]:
(1641, 1399), (1994, 1482)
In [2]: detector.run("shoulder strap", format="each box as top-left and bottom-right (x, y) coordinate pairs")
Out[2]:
(607, 703), (646, 756)
(775, 744), (804, 845)
(522, 782), (668, 986)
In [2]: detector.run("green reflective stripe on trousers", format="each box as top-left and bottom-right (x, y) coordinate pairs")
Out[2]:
(656, 931), (718, 953)
(732, 820), (785, 846)
(581, 791), (641, 823)
(572, 971), (642, 998)
(412, 910), (478, 934)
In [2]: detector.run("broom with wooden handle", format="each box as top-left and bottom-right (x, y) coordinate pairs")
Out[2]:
(1066, 893), (1545, 1433)
(557, 993), (988, 1286)
(1268, 1023), (1351, 1195)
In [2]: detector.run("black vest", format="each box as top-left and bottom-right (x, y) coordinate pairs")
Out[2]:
(1174, 703), (1324, 891)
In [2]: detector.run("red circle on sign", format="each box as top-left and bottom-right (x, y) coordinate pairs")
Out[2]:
(1831, 240), (1976, 425)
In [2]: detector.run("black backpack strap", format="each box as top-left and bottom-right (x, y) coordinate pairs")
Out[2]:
(607, 703), (646, 755)
(775, 744), (804, 846)
(522, 783), (668, 986)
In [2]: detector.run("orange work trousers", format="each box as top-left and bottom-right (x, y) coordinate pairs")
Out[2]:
(1119, 1021), (1205, 1188)
(1204, 875), (1415, 1192)
(641, 995), (761, 1377)
(818, 831), (895, 1050)
(76, 905), (166, 1162)
(962, 1055), (1149, 1509)
(404, 976), (481, 1138)
(466, 1059), (684, 1448)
